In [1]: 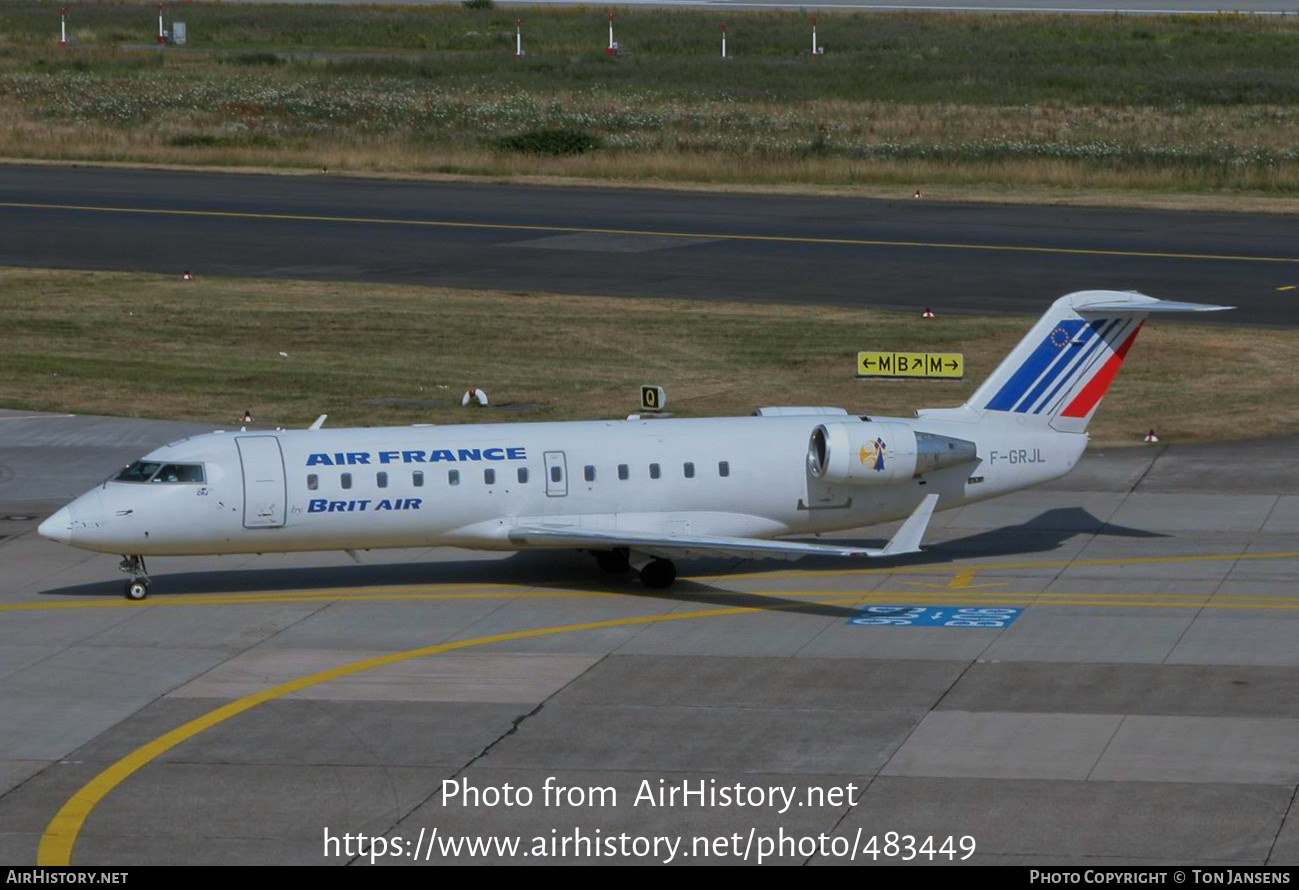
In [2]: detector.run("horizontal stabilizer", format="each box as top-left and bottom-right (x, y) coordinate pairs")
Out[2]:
(508, 494), (939, 562)
(1077, 299), (1234, 314)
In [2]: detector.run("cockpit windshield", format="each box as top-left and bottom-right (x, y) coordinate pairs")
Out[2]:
(115, 461), (205, 484)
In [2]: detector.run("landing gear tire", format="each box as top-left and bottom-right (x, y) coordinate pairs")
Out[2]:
(594, 548), (631, 574)
(119, 555), (151, 601)
(639, 559), (677, 589)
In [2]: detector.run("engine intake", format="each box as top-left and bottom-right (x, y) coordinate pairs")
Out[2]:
(807, 422), (977, 485)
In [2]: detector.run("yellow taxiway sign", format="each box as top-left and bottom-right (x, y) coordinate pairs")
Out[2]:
(857, 351), (964, 379)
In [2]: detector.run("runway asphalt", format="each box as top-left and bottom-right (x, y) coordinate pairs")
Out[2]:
(2, 165), (1298, 326)
(1, 408), (1297, 865)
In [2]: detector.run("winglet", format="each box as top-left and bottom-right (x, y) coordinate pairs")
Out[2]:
(309, 414), (328, 431)
(879, 493), (939, 557)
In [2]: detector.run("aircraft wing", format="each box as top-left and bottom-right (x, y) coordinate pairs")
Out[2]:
(508, 494), (938, 562)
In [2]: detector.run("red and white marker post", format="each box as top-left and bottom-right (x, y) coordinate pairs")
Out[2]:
(720, 23), (728, 59)
(156, 3), (166, 44)
(606, 12), (616, 55)
(515, 18), (524, 57)
(59, 7), (69, 48)
(810, 16), (818, 57)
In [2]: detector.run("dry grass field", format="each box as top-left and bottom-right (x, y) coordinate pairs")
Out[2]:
(1, 268), (1294, 446)
(0, 5), (1297, 198)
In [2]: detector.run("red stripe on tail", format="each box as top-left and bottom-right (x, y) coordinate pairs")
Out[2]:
(1060, 321), (1145, 419)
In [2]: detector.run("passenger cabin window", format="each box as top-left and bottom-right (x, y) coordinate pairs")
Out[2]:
(448, 470), (459, 486)
(550, 465), (562, 483)
(413, 470), (424, 488)
(341, 473), (353, 490)
(307, 474), (319, 491)
(719, 461), (730, 477)
(518, 467), (529, 484)
(114, 461), (205, 483)
(618, 464), (629, 481)
(684, 462), (695, 479)
(377, 471), (388, 489)
(584, 465), (596, 482)
(484, 468), (496, 485)
(649, 463), (661, 480)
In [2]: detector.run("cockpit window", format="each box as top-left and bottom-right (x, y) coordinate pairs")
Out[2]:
(154, 464), (205, 483)
(115, 461), (162, 482)
(114, 461), (205, 483)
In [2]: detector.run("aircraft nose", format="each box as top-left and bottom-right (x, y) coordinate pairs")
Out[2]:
(38, 505), (74, 544)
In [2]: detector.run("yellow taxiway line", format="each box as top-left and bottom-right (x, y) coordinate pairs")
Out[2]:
(2, 200), (1298, 266)
(712, 549), (1299, 583)
(7, 587), (1299, 613)
(11, 550), (1299, 613)
(34, 593), (889, 866)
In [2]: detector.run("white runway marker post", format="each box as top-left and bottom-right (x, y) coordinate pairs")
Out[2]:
(720, 22), (728, 59)
(515, 18), (523, 57)
(156, 2), (166, 44)
(607, 11), (616, 56)
(811, 16), (824, 57)
(59, 7), (68, 48)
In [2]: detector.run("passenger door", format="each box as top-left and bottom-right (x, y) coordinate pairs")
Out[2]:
(543, 451), (568, 498)
(236, 436), (287, 528)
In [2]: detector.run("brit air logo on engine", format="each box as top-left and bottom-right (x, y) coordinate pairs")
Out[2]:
(306, 447), (527, 466)
(988, 448), (1045, 465)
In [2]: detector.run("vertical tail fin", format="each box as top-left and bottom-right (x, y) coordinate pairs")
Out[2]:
(927, 291), (1231, 433)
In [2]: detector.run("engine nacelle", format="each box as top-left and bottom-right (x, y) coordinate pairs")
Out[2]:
(807, 422), (977, 486)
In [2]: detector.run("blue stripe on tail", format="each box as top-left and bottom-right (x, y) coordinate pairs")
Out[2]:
(1013, 320), (1103, 412)
(1032, 318), (1124, 415)
(984, 319), (1087, 412)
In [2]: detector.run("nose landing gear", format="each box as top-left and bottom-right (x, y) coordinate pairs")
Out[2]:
(119, 555), (150, 601)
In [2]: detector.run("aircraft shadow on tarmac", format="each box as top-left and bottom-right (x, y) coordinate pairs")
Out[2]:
(39, 508), (1162, 620)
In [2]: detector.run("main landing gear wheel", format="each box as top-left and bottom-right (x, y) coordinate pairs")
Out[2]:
(119, 555), (151, 601)
(639, 558), (677, 589)
(594, 548), (632, 574)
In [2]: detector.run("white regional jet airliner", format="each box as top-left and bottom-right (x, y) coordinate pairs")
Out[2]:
(39, 291), (1228, 600)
